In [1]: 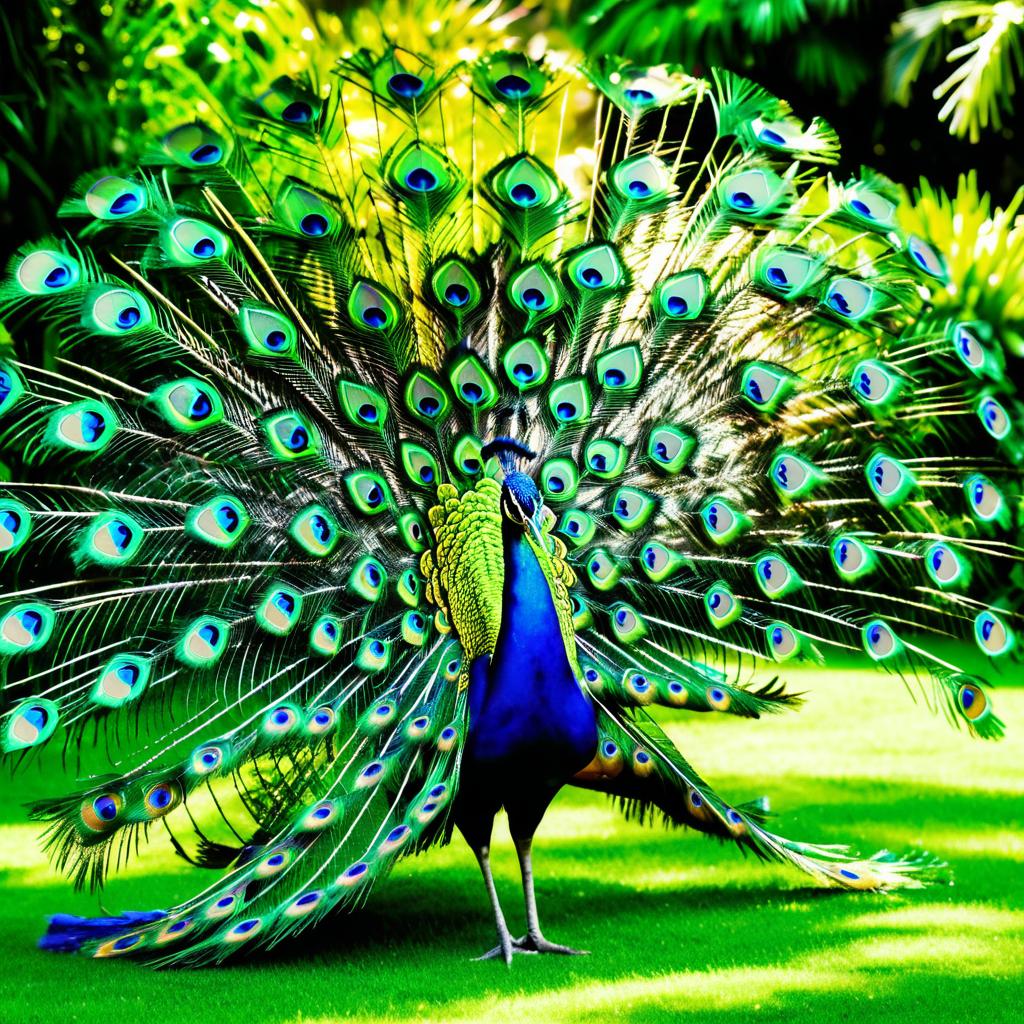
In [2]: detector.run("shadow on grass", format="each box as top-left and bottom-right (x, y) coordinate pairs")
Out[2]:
(1, 776), (1020, 1024)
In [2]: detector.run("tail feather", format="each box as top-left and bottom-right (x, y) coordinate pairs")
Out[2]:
(39, 910), (166, 953)
(574, 697), (945, 891)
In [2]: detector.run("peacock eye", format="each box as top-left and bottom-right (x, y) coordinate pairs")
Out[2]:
(454, 435), (484, 477)
(831, 534), (876, 581)
(264, 411), (321, 460)
(770, 452), (822, 499)
(757, 247), (821, 297)
(0, 602), (54, 656)
(753, 552), (802, 598)
(263, 704), (300, 735)
(404, 370), (450, 423)
(704, 582), (741, 628)
(719, 168), (784, 216)
(862, 619), (902, 661)
(611, 154), (671, 202)
(509, 263), (562, 317)
(974, 610), (1014, 656)
(81, 792), (123, 832)
(566, 244), (625, 292)
(964, 473), (1005, 523)
(349, 280), (400, 331)
(766, 621), (801, 662)
(700, 496), (748, 545)
(79, 512), (144, 565)
(356, 636), (391, 673)
(0, 361), (26, 416)
(309, 614), (342, 657)
(924, 542), (970, 589)
(450, 355), (499, 410)
(85, 175), (146, 219)
(176, 616), (229, 667)
(977, 396), (1010, 440)
(656, 269), (707, 320)
(151, 379), (224, 431)
(47, 401), (118, 453)
(3, 697), (59, 750)
(586, 548), (621, 591)
(348, 555), (387, 602)
(289, 504), (339, 557)
(145, 781), (181, 817)
(256, 585), (303, 636)
(345, 470), (391, 516)
(952, 322), (988, 373)
(547, 378), (592, 425)
(906, 236), (946, 279)
(391, 142), (451, 197)
(162, 123), (227, 167)
(541, 458), (579, 501)
(741, 363), (795, 413)
(14, 249), (81, 294)
(190, 742), (227, 775)
(502, 337), (549, 390)
(585, 439), (629, 479)
(388, 72), (425, 99)
(165, 218), (229, 265)
(843, 186), (896, 227)
(494, 156), (560, 210)
(239, 306), (298, 357)
(865, 453), (916, 508)
(85, 287), (152, 335)
(824, 277), (877, 321)
(0, 499), (32, 555)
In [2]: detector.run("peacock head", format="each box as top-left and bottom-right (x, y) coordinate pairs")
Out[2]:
(482, 437), (544, 531)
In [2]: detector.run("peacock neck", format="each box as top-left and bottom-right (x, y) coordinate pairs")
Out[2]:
(493, 518), (572, 673)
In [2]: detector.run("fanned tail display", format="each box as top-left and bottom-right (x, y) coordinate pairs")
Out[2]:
(1, 42), (1019, 965)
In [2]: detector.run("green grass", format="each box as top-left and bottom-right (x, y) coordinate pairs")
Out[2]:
(1, 665), (1022, 1023)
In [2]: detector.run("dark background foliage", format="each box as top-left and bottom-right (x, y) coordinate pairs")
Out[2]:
(1, 0), (1021, 266)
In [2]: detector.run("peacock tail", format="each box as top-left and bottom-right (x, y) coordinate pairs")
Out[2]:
(0, 44), (1020, 966)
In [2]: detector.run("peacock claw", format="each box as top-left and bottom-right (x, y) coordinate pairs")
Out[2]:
(515, 933), (589, 956)
(474, 934), (588, 963)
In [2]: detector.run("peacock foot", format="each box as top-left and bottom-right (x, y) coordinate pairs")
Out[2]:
(474, 933), (588, 964)
(514, 932), (589, 956)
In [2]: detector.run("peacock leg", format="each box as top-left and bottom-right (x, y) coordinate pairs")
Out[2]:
(512, 837), (589, 956)
(471, 845), (525, 965)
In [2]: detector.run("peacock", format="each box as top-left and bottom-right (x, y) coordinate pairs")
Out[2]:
(0, 41), (1020, 969)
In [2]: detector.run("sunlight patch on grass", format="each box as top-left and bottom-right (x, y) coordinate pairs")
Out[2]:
(843, 903), (1024, 934)
(288, 963), (866, 1024)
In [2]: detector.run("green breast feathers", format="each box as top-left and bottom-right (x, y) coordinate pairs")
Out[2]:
(420, 478), (579, 687)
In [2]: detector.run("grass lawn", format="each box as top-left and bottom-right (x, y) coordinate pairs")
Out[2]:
(0, 663), (1021, 1023)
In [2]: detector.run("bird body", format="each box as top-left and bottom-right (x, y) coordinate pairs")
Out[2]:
(0, 41), (1019, 966)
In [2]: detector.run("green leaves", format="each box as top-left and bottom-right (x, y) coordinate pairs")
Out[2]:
(885, 2), (1024, 141)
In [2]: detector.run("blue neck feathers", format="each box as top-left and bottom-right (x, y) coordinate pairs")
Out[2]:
(466, 518), (596, 770)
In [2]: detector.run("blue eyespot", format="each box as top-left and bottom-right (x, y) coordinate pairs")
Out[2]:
(388, 73), (424, 98)
(282, 101), (313, 124)
(190, 143), (221, 164)
(405, 167), (437, 192)
(510, 182), (537, 205)
(300, 214), (329, 236)
(93, 794), (119, 821)
(444, 283), (470, 306)
(192, 237), (216, 258)
(362, 306), (387, 329)
(496, 74), (531, 99)
(109, 192), (140, 215)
